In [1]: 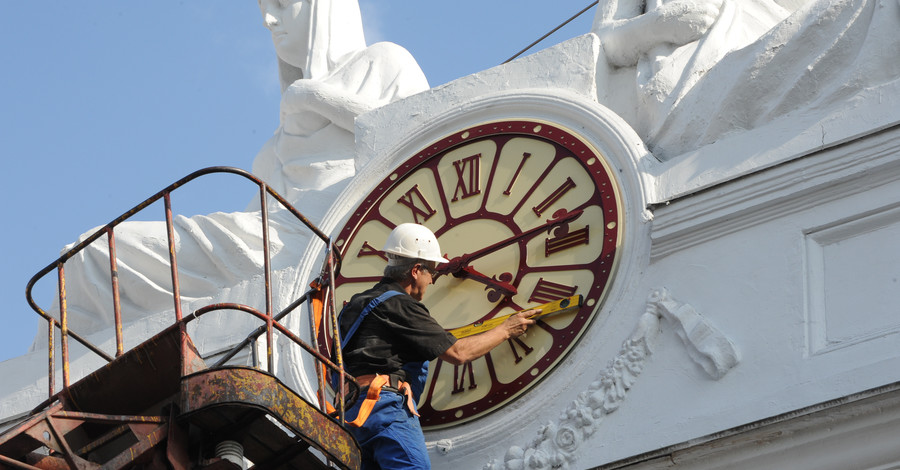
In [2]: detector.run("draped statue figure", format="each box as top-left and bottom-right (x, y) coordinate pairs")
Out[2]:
(593, 0), (900, 160)
(41, 0), (428, 340)
(252, 0), (428, 210)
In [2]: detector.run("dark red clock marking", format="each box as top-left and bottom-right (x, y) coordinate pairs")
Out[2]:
(332, 120), (622, 429)
(506, 336), (535, 365)
(451, 153), (482, 202)
(528, 278), (578, 304)
(533, 177), (576, 217)
(503, 152), (531, 196)
(546, 226), (590, 256)
(452, 362), (478, 395)
(397, 184), (438, 223)
(357, 240), (388, 261)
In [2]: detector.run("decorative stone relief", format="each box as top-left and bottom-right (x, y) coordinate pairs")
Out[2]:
(593, 0), (900, 160)
(653, 289), (740, 379)
(483, 288), (738, 470)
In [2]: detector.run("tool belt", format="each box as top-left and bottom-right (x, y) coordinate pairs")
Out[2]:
(355, 373), (403, 390)
(344, 373), (419, 428)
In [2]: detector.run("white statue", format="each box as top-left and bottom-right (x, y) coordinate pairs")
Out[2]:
(37, 0), (428, 339)
(593, 0), (900, 160)
(252, 0), (428, 210)
(592, 0), (791, 152)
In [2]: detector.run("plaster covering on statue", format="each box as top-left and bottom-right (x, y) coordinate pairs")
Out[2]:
(252, 0), (428, 209)
(592, 0), (791, 149)
(32, 0), (428, 351)
(593, 0), (900, 161)
(650, 0), (900, 159)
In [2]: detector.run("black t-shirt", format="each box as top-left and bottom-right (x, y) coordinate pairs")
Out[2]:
(339, 279), (457, 381)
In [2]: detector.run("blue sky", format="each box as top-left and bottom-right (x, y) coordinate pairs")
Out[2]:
(0, 2), (595, 363)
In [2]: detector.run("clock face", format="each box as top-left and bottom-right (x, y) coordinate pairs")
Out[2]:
(332, 120), (623, 429)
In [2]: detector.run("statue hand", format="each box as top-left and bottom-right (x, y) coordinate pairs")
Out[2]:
(595, 0), (724, 67)
(654, 0), (724, 47)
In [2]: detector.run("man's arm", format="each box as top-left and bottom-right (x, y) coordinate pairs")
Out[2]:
(283, 80), (374, 132)
(439, 310), (537, 365)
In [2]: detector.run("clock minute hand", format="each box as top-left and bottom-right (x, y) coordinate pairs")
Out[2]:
(453, 266), (517, 297)
(436, 208), (583, 276)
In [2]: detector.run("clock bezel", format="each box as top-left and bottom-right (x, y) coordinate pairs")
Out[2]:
(332, 119), (625, 428)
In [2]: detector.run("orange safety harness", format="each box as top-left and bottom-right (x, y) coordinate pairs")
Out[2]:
(308, 281), (336, 412)
(309, 283), (419, 427)
(344, 374), (420, 428)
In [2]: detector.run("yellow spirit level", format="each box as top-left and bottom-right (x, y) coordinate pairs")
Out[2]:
(448, 295), (583, 338)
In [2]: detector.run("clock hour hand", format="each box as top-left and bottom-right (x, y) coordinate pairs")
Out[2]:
(453, 266), (517, 298)
(436, 208), (583, 276)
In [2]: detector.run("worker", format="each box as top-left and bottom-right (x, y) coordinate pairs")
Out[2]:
(338, 223), (537, 469)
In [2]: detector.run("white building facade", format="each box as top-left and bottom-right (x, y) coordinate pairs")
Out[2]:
(2, 1), (899, 469)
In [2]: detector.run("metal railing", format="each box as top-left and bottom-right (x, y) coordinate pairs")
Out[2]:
(23, 166), (357, 420)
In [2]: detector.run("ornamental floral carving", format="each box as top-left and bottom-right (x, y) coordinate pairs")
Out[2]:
(484, 288), (738, 470)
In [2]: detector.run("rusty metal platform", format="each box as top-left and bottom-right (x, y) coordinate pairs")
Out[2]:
(0, 324), (360, 470)
(180, 368), (360, 470)
(2, 168), (361, 470)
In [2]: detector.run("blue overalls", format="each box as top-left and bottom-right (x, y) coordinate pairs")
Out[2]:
(339, 291), (432, 470)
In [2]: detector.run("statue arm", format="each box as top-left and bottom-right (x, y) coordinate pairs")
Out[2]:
(282, 79), (375, 132)
(596, 0), (724, 67)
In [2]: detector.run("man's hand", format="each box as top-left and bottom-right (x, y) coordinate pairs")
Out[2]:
(441, 309), (540, 365)
(448, 296), (580, 338)
(502, 309), (539, 339)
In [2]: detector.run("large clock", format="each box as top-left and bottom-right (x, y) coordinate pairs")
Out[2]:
(332, 119), (623, 429)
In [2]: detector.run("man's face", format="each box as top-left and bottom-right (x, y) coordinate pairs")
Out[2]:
(409, 262), (437, 301)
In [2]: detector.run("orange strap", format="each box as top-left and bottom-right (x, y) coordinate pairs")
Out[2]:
(308, 281), (335, 412)
(321, 391), (337, 414)
(345, 375), (389, 427)
(309, 280), (329, 359)
(344, 374), (420, 428)
(398, 381), (420, 417)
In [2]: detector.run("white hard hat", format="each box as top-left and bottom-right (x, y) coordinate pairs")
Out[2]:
(382, 223), (449, 264)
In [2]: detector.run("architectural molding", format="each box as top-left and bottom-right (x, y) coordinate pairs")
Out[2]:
(649, 124), (900, 261)
(652, 289), (739, 380)
(803, 202), (900, 356)
(484, 289), (738, 470)
(595, 382), (900, 470)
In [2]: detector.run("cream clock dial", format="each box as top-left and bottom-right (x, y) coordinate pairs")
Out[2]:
(333, 120), (623, 429)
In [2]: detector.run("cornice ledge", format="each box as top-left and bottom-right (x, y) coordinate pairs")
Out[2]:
(597, 381), (900, 470)
(649, 125), (900, 261)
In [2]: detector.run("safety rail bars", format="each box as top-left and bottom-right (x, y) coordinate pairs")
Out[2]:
(22, 166), (357, 422)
